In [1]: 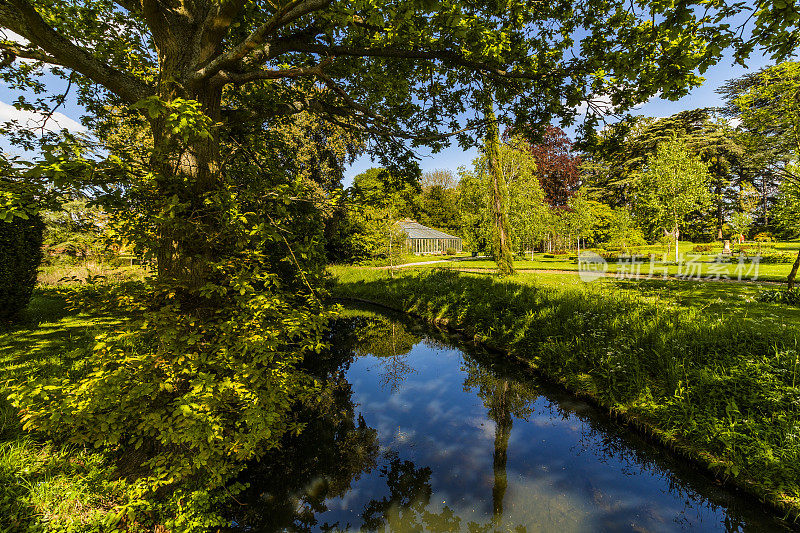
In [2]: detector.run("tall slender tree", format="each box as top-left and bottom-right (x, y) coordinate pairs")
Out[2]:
(484, 96), (515, 276)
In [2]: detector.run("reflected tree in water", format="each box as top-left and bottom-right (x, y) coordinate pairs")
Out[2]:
(354, 316), (420, 392)
(223, 321), (381, 531)
(463, 356), (539, 524)
(361, 452), (463, 532)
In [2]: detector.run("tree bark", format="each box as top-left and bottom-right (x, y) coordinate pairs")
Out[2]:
(788, 249), (800, 290)
(149, 55), (226, 310)
(674, 225), (680, 263)
(483, 95), (514, 276)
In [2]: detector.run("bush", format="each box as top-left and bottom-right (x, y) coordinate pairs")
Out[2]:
(445, 247), (457, 256)
(692, 244), (714, 253)
(756, 288), (800, 305)
(0, 215), (44, 321)
(754, 232), (775, 242)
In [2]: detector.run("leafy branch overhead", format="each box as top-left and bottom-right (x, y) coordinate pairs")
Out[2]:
(1, 0), (795, 151)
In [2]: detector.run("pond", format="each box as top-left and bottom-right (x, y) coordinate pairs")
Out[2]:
(225, 307), (795, 532)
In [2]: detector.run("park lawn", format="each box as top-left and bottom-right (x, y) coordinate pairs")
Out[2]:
(352, 252), (472, 267)
(336, 266), (800, 324)
(0, 288), (140, 531)
(424, 254), (794, 282)
(330, 266), (800, 520)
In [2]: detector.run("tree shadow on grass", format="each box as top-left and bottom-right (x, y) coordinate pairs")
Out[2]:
(0, 289), (131, 530)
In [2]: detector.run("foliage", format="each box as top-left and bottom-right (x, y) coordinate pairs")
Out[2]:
(756, 288), (800, 305)
(565, 190), (595, 250)
(602, 208), (648, 252)
(332, 268), (800, 519)
(524, 125), (582, 206)
(328, 168), (418, 262)
(0, 213), (44, 321)
(42, 198), (110, 262)
(773, 165), (800, 239)
(635, 136), (712, 259)
(418, 183), (460, 235)
(729, 62), (800, 164)
(718, 62), (800, 232)
(459, 135), (548, 257)
(7, 281), (333, 528)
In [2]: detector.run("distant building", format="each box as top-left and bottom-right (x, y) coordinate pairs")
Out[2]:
(396, 219), (462, 255)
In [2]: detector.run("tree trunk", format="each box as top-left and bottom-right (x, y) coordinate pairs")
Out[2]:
(788, 249), (800, 290)
(715, 181), (724, 239)
(483, 96), (514, 276)
(149, 75), (225, 312)
(674, 225), (680, 263)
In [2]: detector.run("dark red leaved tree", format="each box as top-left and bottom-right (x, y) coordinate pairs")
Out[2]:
(528, 126), (582, 206)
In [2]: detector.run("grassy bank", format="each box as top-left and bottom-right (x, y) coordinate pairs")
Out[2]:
(0, 288), (139, 531)
(330, 266), (800, 521)
(418, 254), (795, 283)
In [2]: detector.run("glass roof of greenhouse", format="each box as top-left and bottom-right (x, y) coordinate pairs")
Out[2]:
(396, 220), (461, 240)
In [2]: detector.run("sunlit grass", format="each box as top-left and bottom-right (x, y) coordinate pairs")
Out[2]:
(0, 288), (134, 531)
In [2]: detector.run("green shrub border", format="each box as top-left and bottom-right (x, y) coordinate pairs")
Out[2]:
(0, 214), (44, 321)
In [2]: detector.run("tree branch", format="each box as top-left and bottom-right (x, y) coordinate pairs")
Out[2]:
(0, 0), (152, 103)
(216, 60), (328, 85)
(0, 41), (58, 63)
(191, 0), (331, 82)
(277, 42), (538, 80)
(195, 0), (248, 67)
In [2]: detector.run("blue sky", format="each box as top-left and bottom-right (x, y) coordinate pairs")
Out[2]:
(0, 35), (776, 188)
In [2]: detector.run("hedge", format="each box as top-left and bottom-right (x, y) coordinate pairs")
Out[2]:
(0, 215), (44, 321)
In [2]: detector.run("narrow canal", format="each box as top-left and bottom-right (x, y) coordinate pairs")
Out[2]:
(225, 307), (795, 532)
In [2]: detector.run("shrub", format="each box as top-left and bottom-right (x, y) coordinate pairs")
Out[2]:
(445, 247), (457, 256)
(756, 288), (800, 305)
(0, 215), (44, 321)
(692, 244), (714, 253)
(754, 232), (775, 242)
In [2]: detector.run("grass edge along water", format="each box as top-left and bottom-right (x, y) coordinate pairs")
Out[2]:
(330, 266), (800, 524)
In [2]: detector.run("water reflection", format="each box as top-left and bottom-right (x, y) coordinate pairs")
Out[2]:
(353, 316), (419, 392)
(225, 309), (794, 532)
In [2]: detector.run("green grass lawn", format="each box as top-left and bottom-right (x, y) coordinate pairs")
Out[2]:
(331, 266), (800, 325)
(330, 266), (800, 520)
(417, 253), (795, 282)
(349, 252), (473, 267)
(0, 289), (137, 531)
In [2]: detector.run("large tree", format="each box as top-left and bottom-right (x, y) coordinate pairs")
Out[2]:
(583, 109), (742, 233)
(525, 125), (582, 207)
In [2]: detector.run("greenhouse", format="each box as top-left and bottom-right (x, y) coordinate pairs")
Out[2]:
(396, 220), (463, 255)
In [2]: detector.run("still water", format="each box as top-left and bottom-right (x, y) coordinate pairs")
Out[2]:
(226, 307), (795, 532)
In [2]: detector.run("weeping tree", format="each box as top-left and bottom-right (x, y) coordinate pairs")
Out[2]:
(483, 94), (515, 275)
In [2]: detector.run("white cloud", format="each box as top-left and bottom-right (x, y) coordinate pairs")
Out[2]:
(1, 29), (28, 45)
(0, 100), (86, 134)
(728, 117), (742, 129)
(575, 94), (615, 116)
(575, 92), (651, 118)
